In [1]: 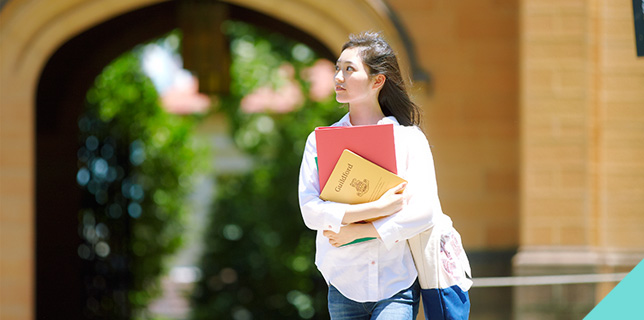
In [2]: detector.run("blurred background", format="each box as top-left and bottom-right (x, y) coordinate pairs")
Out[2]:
(1, 0), (643, 319)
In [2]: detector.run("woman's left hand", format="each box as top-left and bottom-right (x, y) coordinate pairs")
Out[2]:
(323, 223), (378, 247)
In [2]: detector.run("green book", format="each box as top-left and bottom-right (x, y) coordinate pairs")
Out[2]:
(341, 237), (377, 247)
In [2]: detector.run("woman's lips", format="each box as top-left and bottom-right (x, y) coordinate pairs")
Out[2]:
(335, 85), (345, 92)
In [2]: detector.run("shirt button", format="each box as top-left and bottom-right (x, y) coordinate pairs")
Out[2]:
(328, 225), (332, 229)
(395, 240), (399, 243)
(371, 261), (375, 265)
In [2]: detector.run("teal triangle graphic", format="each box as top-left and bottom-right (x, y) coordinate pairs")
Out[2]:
(584, 259), (644, 319)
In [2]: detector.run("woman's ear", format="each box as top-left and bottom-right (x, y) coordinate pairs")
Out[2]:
(372, 74), (386, 90)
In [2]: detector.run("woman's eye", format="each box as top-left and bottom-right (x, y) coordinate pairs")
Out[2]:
(346, 66), (354, 71)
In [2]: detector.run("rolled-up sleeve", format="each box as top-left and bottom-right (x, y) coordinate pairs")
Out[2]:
(372, 127), (440, 250)
(298, 132), (350, 233)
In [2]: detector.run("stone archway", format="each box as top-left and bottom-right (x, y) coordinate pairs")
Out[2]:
(0, 0), (424, 317)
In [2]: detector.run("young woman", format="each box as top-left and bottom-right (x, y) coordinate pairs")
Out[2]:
(298, 32), (455, 319)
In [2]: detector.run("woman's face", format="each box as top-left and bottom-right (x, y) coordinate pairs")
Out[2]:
(334, 47), (376, 104)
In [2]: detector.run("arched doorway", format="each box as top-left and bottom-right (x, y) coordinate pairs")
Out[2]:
(35, 2), (338, 318)
(1, 0), (426, 317)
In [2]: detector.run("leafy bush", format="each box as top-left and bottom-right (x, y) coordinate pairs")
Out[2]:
(190, 22), (344, 319)
(78, 20), (343, 320)
(77, 42), (208, 319)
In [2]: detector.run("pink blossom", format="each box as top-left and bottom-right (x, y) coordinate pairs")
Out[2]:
(161, 76), (211, 114)
(301, 59), (335, 102)
(240, 63), (304, 114)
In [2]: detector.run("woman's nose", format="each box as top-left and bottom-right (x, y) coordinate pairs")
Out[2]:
(334, 70), (344, 83)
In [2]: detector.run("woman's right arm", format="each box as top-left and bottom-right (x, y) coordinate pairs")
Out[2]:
(298, 132), (348, 234)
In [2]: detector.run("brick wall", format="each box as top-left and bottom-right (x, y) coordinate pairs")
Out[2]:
(388, 0), (520, 251)
(0, 22), (36, 320)
(521, 0), (644, 251)
(516, 0), (644, 316)
(598, 0), (644, 251)
(521, 0), (595, 248)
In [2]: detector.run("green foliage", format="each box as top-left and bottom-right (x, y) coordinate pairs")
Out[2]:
(78, 37), (208, 319)
(190, 22), (344, 319)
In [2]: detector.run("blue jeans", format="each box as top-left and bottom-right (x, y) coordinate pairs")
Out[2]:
(328, 280), (420, 320)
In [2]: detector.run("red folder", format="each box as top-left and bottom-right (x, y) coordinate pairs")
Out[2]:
(315, 124), (397, 190)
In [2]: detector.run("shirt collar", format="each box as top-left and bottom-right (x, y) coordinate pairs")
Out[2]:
(335, 112), (400, 127)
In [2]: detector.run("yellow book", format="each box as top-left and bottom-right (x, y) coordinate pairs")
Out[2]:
(320, 149), (406, 204)
(320, 149), (406, 246)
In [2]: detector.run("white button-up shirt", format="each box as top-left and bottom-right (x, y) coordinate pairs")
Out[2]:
(298, 113), (446, 302)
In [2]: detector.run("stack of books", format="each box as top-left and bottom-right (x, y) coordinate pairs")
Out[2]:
(315, 124), (406, 246)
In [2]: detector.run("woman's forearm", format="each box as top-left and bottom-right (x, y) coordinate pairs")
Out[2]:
(342, 201), (386, 224)
(341, 182), (406, 224)
(323, 222), (380, 247)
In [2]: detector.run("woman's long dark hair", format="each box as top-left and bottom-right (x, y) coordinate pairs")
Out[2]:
(342, 31), (422, 126)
